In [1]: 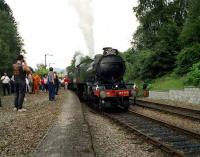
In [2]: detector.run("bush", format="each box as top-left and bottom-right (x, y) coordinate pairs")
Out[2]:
(176, 43), (200, 75)
(185, 62), (200, 86)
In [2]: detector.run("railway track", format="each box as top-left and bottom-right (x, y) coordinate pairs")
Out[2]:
(103, 110), (200, 157)
(130, 99), (200, 120)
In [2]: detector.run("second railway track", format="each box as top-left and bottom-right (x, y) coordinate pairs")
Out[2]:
(130, 99), (200, 120)
(103, 109), (200, 157)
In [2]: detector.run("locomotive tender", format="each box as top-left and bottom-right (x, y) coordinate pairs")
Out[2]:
(72, 47), (134, 111)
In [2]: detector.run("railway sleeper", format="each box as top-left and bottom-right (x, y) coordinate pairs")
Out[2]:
(171, 140), (200, 146)
(184, 150), (200, 157)
(146, 129), (175, 136)
(172, 143), (200, 150)
(138, 128), (171, 136)
(159, 136), (190, 143)
(135, 124), (159, 129)
(180, 150), (200, 157)
(134, 121), (160, 126)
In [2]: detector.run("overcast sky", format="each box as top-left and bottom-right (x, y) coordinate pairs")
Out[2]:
(6, 0), (138, 69)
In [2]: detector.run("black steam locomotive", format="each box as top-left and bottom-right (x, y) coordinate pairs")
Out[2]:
(70, 47), (134, 110)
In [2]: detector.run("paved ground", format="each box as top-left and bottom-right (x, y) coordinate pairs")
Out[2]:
(34, 91), (95, 157)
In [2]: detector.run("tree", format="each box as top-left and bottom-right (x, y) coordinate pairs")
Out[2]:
(175, 0), (200, 76)
(185, 62), (200, 86)
(176, 43), (200, 75)
(35, 64), (48, 76)
(0, 0), (24, 75)
(129, 0), (189, 79)
(180, 0), (200, 45)
(66, 51), (82, 80)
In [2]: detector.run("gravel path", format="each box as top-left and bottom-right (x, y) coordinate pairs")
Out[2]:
(0, 90), (65, 157)
(83, 105), (169, 157)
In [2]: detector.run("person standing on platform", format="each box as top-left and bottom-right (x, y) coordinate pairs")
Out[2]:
(10, 75), (15, 94)
(27, 73), (33, 93)
(47, 67), (55, 101)
(63, 75), (69, 90)
(54, 72), (60, 95)
(1, 73), (10, 96)
(33, 74), (41, 94)
(13, 55), (30, 112)
(44, 75), (48, 92)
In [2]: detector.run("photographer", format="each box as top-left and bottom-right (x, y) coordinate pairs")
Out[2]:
(13, 55), (30, 112)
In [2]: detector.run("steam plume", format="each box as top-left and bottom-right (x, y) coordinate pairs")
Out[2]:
(69, 0), (94, 56)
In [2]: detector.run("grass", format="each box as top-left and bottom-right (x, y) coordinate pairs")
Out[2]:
(149, 76), (186, 91)
(130, 74), (188, 92)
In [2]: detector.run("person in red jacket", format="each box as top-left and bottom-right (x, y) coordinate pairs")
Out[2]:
(63, 76), (70, 90)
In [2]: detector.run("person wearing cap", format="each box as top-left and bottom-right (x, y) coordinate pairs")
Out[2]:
(13, 55), (30, 112)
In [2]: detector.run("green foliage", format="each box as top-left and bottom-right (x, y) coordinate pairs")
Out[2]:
(136, 50), (155, 79)
(122, 47), (176, 80)
(0, 39), (10, 73)
(133, 0), (188, 51)
(180, 0), (200, 45)
(0, 0), (24, 75)
(35, 64), (48, 76)
(185, 62), (200, 86)
(66, 51), (82, 80)
(176, 44), (200, 75)
(129, 0), (189, 80)
(149, 74), (186, 91)
(122, 49), (140, 81)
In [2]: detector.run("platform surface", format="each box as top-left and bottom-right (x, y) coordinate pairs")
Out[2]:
(34, 91), (94, 157)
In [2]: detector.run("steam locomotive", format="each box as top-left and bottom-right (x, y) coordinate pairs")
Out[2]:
(70, 47), (134, 111)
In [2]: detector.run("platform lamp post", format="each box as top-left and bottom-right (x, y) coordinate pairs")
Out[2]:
(45, 54), (53, 68)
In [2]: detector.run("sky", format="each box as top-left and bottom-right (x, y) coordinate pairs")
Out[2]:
(6, 0), (138, 69)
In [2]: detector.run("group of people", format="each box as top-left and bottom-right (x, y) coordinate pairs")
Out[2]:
(0, 54), (69, 112)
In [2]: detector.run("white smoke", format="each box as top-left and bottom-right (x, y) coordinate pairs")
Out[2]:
(69, 0), (94, 56)
(75, 53), (83, 67)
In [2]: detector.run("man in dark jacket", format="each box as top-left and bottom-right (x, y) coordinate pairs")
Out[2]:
(54, 72), (60, 95)
(48, 67), (55, 101)
(13, 55), (30, 112)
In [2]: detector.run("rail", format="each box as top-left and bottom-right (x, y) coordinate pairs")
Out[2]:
(130, 99), (200, 120)
(103, 110), (200, 157)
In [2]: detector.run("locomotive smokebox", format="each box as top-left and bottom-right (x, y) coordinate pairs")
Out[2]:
(96, 48), (125, 82)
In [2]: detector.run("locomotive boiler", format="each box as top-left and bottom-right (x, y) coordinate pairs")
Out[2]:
(72, 47), (134, 110)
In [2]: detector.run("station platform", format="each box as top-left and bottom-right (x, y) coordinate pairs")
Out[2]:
(34, 91), (95, 157)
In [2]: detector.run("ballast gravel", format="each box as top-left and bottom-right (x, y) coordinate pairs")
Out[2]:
(131, 105), (200, 134)
(0, 90), (64, 157)
(138, 98), (200, 111)
(83, 106), (169, 157)
(135, 98), (200, 134)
